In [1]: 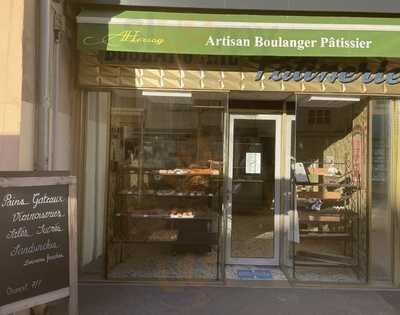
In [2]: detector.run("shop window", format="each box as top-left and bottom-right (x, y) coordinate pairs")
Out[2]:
(369, 99), (394, 283)
(294, 95), (369, 283)
(106, 90), (227, 280)
(80, 91), (110, 277)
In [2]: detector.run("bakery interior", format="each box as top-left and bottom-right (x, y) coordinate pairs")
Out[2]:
(79, 89), (373, 283)
(106, 90), (226, 280)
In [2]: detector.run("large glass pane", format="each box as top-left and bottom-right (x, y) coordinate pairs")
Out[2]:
(294, 95), (369, 283)
(107, 90), (226, 280)
(370, 99), (393, 282)
(230, 118), (276, 260)
(80, 91), (110, 277)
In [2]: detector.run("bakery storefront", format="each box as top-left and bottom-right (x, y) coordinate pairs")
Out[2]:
(76, 10), (400, 285)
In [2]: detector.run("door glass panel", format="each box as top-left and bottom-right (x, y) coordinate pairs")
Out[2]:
(294, 95), (369, 283)
(230, 119), (276, 259)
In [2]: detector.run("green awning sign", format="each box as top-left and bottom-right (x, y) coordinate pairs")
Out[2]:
(77, 10), (400, 57)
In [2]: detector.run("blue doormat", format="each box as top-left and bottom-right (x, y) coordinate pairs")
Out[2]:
(237, 269), (273, 280)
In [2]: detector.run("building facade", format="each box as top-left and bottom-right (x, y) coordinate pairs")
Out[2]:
(3, 5), (400, 315)
(71, 1), (400, 287)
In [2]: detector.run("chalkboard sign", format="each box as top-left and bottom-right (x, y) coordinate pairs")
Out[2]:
(0, 174), (78, 315)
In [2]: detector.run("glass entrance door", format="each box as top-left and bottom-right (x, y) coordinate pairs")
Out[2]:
(226, 115), (281, 265)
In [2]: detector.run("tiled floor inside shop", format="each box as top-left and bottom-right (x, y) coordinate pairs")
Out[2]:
(231, 214), (274, 258)
(109, 246), (218, 280)
(85, 222), (363, 283)
(294, 239), (364, 283)
(294, 266), (362, 283)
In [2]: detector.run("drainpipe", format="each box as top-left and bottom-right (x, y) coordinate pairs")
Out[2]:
(51, 0), (64, 171)
(36, 0), (52, 171)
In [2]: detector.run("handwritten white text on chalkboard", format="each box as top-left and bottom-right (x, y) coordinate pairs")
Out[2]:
(6, 279), (43, 296)
(32, 193), (64, 209)
(24, 257), (46, 267)
(6, 226), (32, 239)
(23, 253), (64, 267)
(10, 239), (58, 256)
(0, 183), (70, 309)
(6, 224), (63, 241)
(1, 194), (30, 207)
(47, 253), (64, 262)
(12, 210), (65, 223)
(7, 283), (30, 296)
(36, 224), (63, 235)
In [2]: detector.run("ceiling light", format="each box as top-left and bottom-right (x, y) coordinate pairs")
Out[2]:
(142, 91), (192, 98)
(308, 96), (361, 102)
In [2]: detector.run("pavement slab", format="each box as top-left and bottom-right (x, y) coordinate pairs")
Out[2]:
(48, 284), (400, 315)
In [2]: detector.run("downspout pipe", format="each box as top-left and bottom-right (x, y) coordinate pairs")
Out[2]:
(37, 0), (52, 171)
(51, 0), (64, 171)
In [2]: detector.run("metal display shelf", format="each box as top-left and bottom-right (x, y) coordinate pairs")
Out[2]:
(115, 211), (217, 220)
(117, 190), (214, 198)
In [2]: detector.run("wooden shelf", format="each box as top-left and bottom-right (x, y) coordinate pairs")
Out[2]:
(297, 191), (348, 200)
(298, 182), (358, 189)
(115, 211), (217, 221)
(299, 212), (342, 223)
(117, 191), (214, 198)
(116, 167), (155, 173)
(298, 207), (347, 212)
(307, 167), (342, 177)
(156, 171), (220, 176)
(114, 167), (221, 176)
(300, 233), (351, 240)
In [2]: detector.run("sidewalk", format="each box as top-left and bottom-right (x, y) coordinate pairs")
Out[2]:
(50, 284), (400, 315)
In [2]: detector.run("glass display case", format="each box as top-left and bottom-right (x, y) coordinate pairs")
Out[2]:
(106, 90), (226, 280)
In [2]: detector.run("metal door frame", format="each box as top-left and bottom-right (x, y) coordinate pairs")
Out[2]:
(281, 114), (296, 273)
(225, 114), (282, 266)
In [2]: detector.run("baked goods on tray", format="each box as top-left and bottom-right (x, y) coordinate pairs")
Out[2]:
(157, 168), (219, 175)
(189, 168), (219, 175)
(169, 209), (194, 218)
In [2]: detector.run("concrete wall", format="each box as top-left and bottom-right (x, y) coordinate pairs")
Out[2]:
(0, 0), (38, 172)
(0, 0), (78, 172)
(0, 0), (29, 171)
(0, 0), (77, 172)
